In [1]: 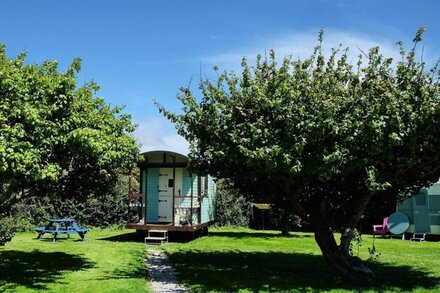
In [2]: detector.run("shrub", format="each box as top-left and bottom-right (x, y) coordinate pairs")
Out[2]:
(9, 173), (133, 230)
(269, 206), (305, 235)
(0, 216), (15, 246)
(215, 180), (250, 227)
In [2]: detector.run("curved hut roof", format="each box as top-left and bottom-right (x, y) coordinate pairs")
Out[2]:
(138, 150), (188, 167)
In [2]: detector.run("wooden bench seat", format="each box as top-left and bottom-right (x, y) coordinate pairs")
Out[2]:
(41, 229), (59, 234)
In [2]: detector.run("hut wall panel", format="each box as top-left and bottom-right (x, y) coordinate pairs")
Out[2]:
(430, 215), (440, 225)
(398, 198), (413, 210)
(147, 168), (159, 222)
(182, 169), (192, 195)
(193, 176), (199, 224)
(397, 198), (414, 225)
(141, 169), (147, 221)
(181, 169), (194, 207)
(429, 193), (440, 231)
(201, 176), (216, 223)
(430, 195), (440, 208)
(431, 225), (440, 234)
(191, 175), (199, 197)
(428, 184), (440, 196)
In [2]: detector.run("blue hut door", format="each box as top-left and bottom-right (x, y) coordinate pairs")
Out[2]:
(158, 168), (173, 223)
(413, 189), (430, 233)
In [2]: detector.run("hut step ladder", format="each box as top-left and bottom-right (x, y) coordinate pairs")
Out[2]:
(144, 230), (168, 245)
(410, 233), (426, 242)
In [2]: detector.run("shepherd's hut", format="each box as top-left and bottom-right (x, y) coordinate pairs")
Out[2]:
(127, 150), (216, 241)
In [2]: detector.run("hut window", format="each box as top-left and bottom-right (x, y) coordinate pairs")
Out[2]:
(168, 179), (174, 188)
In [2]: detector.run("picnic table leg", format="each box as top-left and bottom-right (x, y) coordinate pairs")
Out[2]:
(79, 233), (87, 241)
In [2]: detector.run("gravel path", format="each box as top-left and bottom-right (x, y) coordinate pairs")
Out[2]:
(147, 249), (186, 293)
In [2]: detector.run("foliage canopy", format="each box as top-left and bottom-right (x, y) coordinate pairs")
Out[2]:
(0, 45), (139, 209)
(160, 28), (439, 278)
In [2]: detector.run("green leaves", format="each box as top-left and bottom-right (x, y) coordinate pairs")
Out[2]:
(162, 28), (439, 228)
(412, 26), (426, 43)
(0, 45), (139, 204)
(366, 167), (391, 192)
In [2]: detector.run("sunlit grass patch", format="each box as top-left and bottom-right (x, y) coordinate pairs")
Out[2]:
(0, 229), (150, 292)
(162, 227), (440, 292)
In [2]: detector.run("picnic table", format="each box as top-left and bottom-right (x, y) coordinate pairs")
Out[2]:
(35, 218), (88, 242)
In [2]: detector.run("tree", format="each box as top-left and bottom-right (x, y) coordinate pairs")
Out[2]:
(0, 45), (139, 214)
(159, 28), (440, 279)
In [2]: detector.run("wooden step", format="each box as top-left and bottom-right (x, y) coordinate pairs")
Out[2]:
(145, 236), (167, 241)
(148, 230), (168, 234)
(144, 236), (168, 245)
(148, 230), (168, 238)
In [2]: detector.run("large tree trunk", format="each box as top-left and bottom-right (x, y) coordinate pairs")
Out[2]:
(280, 222), (290, 236)
(285, 182), (376, 279)
(280, 207), (292, 236)
(313, 222), (375, 279)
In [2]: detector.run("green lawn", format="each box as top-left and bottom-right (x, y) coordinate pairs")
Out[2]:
(2, 227), (439, 292)
(0, 228), (150, 293)
(162, 227), (440, 292)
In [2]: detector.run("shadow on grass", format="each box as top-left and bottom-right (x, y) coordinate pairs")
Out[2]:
(0, 250), (94, 291)
(97, 231), (204, 243)
(97, 231), (142, 243)
(168, 250), (440, 292)
(209, 230), (314, 239)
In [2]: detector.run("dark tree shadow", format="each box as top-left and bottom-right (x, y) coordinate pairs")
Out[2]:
(97, 230), (209, 243)
(97, 229), (313, 244)
(209, 230), (313, 239)
(0, 250), (95, 291)
(168, 250), (440, 292)
(97, 231), (143, 243)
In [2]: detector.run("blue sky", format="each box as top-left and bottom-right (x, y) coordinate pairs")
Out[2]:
(1, 0), (439, 154)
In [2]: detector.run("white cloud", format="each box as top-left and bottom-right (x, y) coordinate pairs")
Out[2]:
(133, 116), (189, 155)
(202, 29), (402, 72)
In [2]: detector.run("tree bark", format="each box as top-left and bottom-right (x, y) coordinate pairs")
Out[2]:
(313, 221), (375, 280)
(282, 177), (376, 279)
(281, 222), (290, 236)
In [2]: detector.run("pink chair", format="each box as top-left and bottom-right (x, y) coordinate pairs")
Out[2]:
(372, 217), (389, 238)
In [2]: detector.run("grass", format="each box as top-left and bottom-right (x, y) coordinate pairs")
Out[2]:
(0, 228), (150, 292)
(162, 227), (440, 292)
(1, 227), (439, 292)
